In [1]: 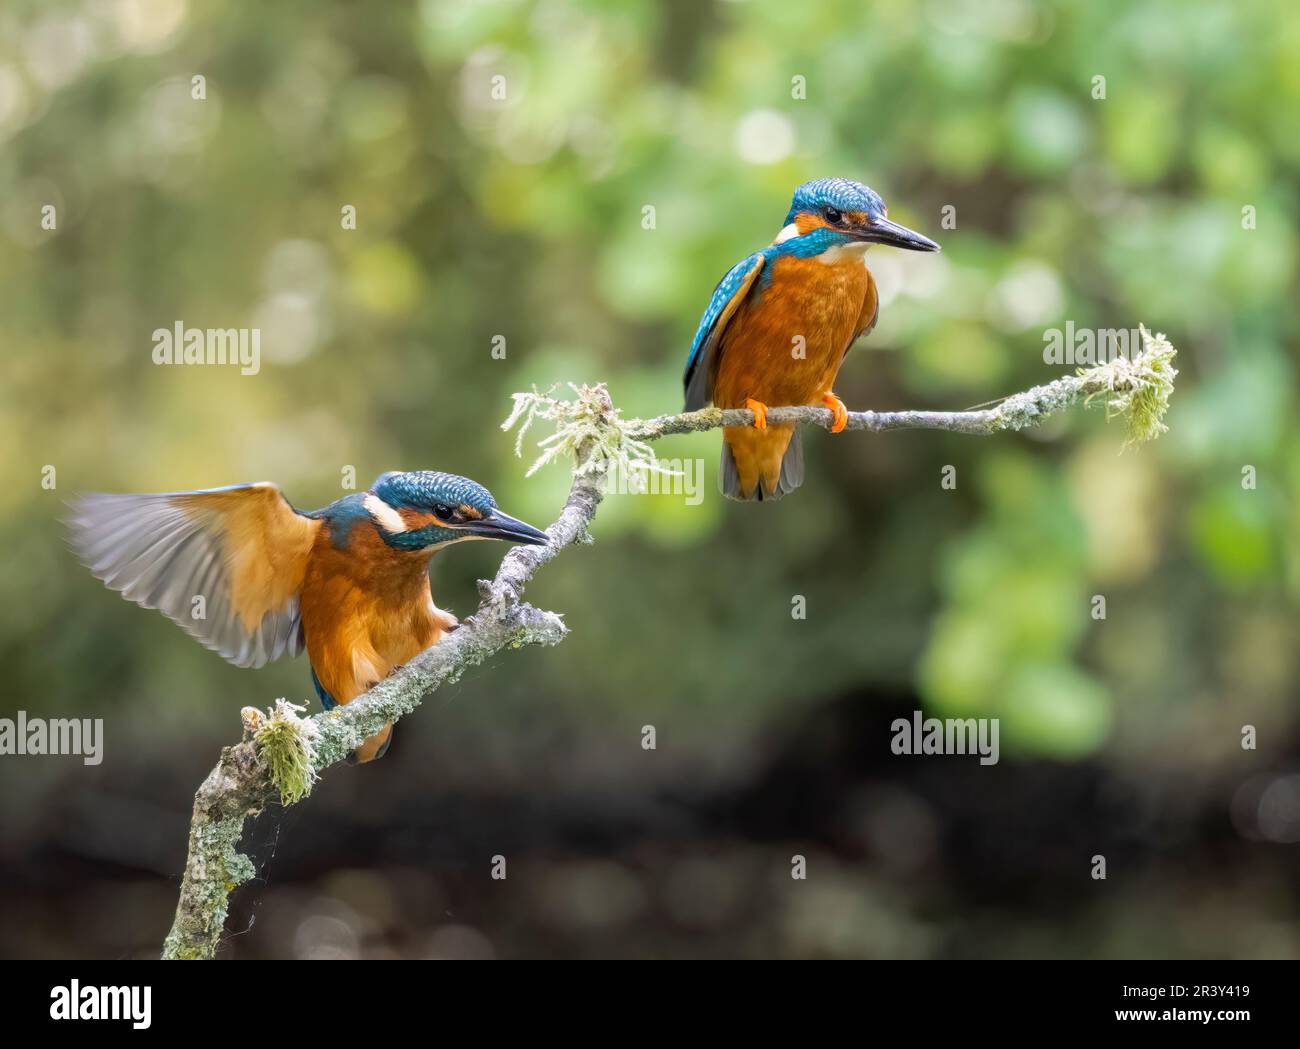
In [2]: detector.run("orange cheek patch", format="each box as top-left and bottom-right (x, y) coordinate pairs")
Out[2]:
(398, 509), (438, 530)
(457, 504), (483, 520)
(795, 210), (867, 234)
(794, 212), (829, 235)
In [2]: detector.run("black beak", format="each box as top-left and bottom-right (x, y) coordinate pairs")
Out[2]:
(858, 216), (941, 252)
(464, 508), (550, 546)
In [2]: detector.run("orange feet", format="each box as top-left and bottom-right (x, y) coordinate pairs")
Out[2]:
(744, 398), (769, 430)
(822, 392), (849, 433)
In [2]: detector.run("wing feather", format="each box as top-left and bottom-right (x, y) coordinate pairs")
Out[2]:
(683, 251), (766, 411)
(70, 482), (320, 669)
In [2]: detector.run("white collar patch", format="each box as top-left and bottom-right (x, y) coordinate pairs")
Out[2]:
(363, 492), (407, 533)
(773, 222), (800, 244)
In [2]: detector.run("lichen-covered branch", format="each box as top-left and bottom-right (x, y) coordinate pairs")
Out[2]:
(646, 325), (1177, 445)
(164, 329), (1177, 959)
(508, 327), (1178, 478)
(161, 425), (607, 960)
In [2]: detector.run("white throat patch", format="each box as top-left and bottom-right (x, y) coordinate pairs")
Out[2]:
(817, 240), (871, 264)
(363, 492), (407, 533)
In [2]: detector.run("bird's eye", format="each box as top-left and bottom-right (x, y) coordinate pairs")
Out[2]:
(824, 206), (842, 224)
(433, 504), (455, 522)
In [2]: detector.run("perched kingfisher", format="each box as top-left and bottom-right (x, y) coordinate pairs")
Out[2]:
(684, 177), (940, 500)
(70, 471), (548, 763)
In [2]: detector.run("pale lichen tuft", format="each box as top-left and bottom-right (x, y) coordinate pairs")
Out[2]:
(255, 699), (319, 805)
(502, 382), (675, 478)
(990, 325), (1178, 446)
(1079, 325), (1178, 448)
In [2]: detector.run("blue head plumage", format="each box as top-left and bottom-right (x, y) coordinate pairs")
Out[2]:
(361, 470), (547, 551)
(776, 177), (940, 256)
(784, 177), (888, 226)
(373, 470), (496, 517)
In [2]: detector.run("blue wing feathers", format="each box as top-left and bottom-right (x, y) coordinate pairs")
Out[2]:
(311, 666), (338, 711)
(684, 253), (763, 377)
(683, 251), (766, 408)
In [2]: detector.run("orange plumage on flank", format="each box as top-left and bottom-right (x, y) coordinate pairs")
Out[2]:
(299, 519), (458, 762)
(684, 178), (940, 501)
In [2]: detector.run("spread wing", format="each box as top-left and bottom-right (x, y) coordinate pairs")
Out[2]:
(70, 482), (321, 669)
(683, 251), (766, 411)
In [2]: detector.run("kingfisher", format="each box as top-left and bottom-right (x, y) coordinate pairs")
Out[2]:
(684, 177), (940, 500)
(69, 471), (548, 763)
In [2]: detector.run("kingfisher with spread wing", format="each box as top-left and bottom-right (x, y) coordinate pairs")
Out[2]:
(70, 471), (548, 763)
(684, 177), (940, 501)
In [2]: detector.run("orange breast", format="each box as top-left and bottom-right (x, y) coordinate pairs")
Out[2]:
(713, 252), (875, 409)
(299, 525), (447, 706)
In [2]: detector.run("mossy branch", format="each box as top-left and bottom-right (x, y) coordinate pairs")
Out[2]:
(165, 330), (1177, 959)
(161, 439), (605, 960)
(504, 327), (1178, 481)
(253, 700), (319, 805)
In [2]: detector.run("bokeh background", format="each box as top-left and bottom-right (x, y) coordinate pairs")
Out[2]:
(2, 0), (1298, 959)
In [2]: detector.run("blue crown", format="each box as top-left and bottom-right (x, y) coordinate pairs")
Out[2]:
(785, 178), (886, 225)
(371, 470), (497, 512)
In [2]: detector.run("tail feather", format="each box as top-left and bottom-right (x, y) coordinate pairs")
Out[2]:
(349, 723), (394, 764)
(778, 427), (804, 496)
(317, 668), (394, 763)
(721, 437), (743, 499)
(720, 426), (804, 501)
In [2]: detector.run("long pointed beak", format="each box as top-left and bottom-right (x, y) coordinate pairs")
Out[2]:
(464, 508), (549, 546)
(859, 216), (941, 252)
